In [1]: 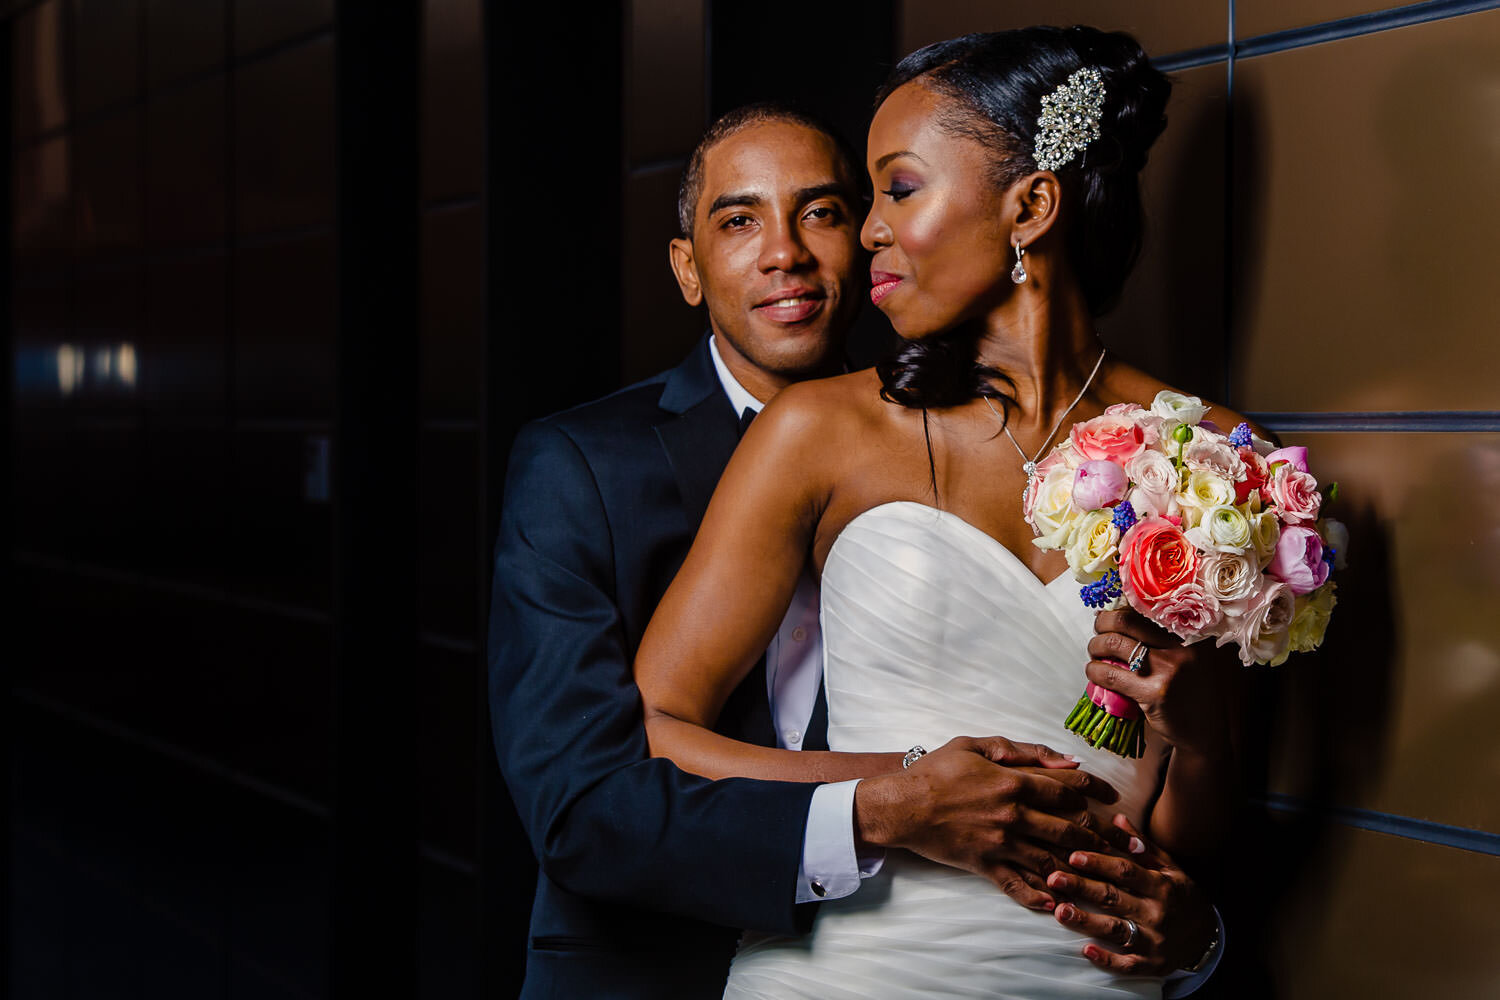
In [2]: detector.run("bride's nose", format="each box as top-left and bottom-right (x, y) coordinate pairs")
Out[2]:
(861, 206), (890, 252)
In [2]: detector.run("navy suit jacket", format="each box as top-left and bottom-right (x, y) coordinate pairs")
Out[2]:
(489, 337), (825, 999)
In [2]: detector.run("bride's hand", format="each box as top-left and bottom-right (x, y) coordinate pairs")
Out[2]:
(853, 736), (1136, 912)
(1085, 609), (1236, 759)
(1046, 814), (1218, 976)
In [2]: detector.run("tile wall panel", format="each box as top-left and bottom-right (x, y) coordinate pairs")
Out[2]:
(73, 109), (143, 252)
(140, 422), (228, 584)
(233, 36), (334, 234)
(233, 0), (333, 56)
(418, 428), (479, 641)
(11, 0), (69, 142)
(627, 0), (704, 167)
(1262, 431), (1500, 834)
(71, 0), (140, 117)
(146, 0), (228, 89)
(621, 166), (702, 384)
(420, 0), (483, 202)
(1099, 61), (1227, 401)
(418, 643), (479, 860)
(232, 231), (335, 419)
(143, 251), (228, 414)
(898, 0), (1227, 62)
(1237, 1), (1409, 39)
(420, 205), (482, 420)
(12, 136), (73, 255)
(1231, 13), (1500, 413)
(230, 427), (333, 611)
(146, 76), (228, 246)
(1266, 825), (1500, 997)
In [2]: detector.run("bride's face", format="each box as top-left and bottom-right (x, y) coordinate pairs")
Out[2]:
(861, 81), (1017, 339)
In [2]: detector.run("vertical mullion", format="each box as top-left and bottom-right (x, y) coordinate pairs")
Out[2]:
(331, 2), (421, 997)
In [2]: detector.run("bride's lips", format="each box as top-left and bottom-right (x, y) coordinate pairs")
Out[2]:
(870, 271), (903, 306)
(754, 286), (826, 324)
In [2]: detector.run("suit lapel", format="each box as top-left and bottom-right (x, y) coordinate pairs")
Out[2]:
(655, 337), (741, 528)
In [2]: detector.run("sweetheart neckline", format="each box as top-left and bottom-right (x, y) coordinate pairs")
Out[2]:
(832, 500), (1075, 593)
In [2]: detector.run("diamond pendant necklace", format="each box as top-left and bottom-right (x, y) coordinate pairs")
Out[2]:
(982, 347), (1108, 493)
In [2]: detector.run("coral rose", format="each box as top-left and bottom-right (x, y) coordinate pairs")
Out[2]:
(1119, 517), (1200, 613)
(1069, 413), (1147, 464)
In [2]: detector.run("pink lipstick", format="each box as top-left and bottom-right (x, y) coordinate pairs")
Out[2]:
(870, 272), (902, 306)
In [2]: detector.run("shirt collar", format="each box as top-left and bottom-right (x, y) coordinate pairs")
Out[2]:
(708, 335), (763, 416)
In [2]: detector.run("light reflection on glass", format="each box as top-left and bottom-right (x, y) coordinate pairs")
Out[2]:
(50, 341), (136, 397)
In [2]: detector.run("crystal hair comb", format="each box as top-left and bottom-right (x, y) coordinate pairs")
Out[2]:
(1032, 67), (1106, 172)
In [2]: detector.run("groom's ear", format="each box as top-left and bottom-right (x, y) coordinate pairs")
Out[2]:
(669, 237), (704, 307)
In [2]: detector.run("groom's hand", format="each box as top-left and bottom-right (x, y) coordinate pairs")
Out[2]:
(852, 736), (1131, 911)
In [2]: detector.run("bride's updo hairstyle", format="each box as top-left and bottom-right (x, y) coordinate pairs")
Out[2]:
(875, 26), (1170, 411)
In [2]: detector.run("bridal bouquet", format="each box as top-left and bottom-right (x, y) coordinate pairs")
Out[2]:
(1023, 392), (1343, 758)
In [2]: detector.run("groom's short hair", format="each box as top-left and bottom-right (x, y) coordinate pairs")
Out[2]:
(676, 103), (861, 238)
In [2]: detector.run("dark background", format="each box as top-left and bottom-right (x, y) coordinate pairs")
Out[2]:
(7, 1), (1500, 998)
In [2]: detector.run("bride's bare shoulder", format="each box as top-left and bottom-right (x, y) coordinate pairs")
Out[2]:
(757, 367), (890, 435)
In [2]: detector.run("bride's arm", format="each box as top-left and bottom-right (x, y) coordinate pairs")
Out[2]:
(636, 383), (904, 782)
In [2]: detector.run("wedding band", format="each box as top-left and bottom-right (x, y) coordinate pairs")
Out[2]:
(1127, 642), (1148, 673)
(1122, 918), (1140, 950)
(902, 745), (928, 769)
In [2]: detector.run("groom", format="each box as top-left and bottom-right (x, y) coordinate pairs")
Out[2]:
(489, 105), (1216, 999)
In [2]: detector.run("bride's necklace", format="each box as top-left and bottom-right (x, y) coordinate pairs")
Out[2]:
(982, 347), (1108, 493)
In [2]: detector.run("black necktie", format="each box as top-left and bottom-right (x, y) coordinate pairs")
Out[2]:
(737, 406), (757, 439)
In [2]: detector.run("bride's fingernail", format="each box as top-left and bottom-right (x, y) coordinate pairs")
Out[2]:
(1063, 754), (1081, 762)
(1128, 837), (1146, 855)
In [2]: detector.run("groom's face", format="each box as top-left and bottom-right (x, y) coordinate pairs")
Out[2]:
(669, 122), (864, 391)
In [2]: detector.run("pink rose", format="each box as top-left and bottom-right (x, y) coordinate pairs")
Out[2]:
(1072, 460), (1129, 511)
(1070, 414), (1147, 464)
(1150, 582), (1221, 642)
(1267, 526), (1330, 595)
(1235, 446), (1269, 504)
(1105, 402), (1144, 416)
(1218, 580), (1296, 666)
(1266, 446), (1309, 473)
(1119, 517), (1199, 611)
(1263, 464), (1322, 524)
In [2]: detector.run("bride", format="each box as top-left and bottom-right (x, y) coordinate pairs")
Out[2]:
(636, 26), (1248, 998)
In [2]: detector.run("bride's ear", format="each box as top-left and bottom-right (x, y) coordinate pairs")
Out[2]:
(1009, 172), (1061, 247)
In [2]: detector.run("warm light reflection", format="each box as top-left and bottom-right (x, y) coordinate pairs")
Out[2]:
(52, 341), (137, 396)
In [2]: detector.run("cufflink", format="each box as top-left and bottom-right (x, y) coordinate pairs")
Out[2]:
(809, 879), (827, 898)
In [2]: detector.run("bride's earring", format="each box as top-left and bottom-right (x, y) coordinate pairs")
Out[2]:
(1010, 241), (1028, 284)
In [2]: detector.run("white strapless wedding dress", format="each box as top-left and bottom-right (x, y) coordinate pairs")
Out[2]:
(724, 501), (1167, 999)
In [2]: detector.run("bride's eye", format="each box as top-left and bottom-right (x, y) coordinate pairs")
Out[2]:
(881, 180), (916, 202)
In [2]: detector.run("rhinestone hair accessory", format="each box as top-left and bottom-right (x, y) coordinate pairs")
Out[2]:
(1032, 67), (1106, 171)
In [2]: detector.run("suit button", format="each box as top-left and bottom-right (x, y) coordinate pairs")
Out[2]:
(791, 626), (808, 642)
(810, 879), (827, 898)
(785, 729), (801, 746)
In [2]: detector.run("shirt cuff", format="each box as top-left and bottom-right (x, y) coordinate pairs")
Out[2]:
(795, 779), (883, 904)
(1163, 906), (1225, 998)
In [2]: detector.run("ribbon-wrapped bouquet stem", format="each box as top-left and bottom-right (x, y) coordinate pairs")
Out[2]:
(1024, 392), (1343, 758)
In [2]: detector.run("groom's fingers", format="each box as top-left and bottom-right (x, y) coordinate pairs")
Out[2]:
(985, 862), (1057, 912)
(1012, 766), (1120, 806)
(971, 736), (1080, 770)
(1014, 803), (1135, 857)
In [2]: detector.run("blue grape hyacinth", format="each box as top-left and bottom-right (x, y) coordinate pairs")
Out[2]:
(1229, 422), (1253, 448)
(1111, 499), (1137, 533)
(1080, 569), (1122, 609)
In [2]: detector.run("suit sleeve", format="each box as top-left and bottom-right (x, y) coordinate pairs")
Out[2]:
(488, 420), (818, 935)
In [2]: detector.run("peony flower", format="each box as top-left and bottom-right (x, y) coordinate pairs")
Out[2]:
(1266, 525), (1330, 595)
(1263, 464), (1323, 525)
(1070, 413), (1148, 464)
(1287, 583), (1337, 655)
(1198, 550), (1259, 604)
(1072, 460), (1129, 511)
(1119, 516), (1200, 611)
(1029, 464), (1083, 548)
(1150, 390), (1210, 426)
(1218, 579), (1296, 666)
(1151, 582), (1221, 642)
(1065, 509), (1121, 582)
(1266, 446), (1309, 473)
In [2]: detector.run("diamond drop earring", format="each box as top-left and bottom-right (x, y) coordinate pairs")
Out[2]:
(1011, 241), (1028, 284)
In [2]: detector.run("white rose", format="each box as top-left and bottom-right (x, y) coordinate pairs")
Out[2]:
(1197, 504), (1253, 552)
(1248, 509), (1280, 563)
(1151, 390), (1210, 426)
(1288, 583), (1337, 653)
(1198, 550), (1259, 604)
(1183, 439), (1246, 482)
(1319, 518), (1349, 570)
(1064, 509), (1120, 582)
(1178, 470), (1235, 529)
(1030, 465), (1082, 550)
